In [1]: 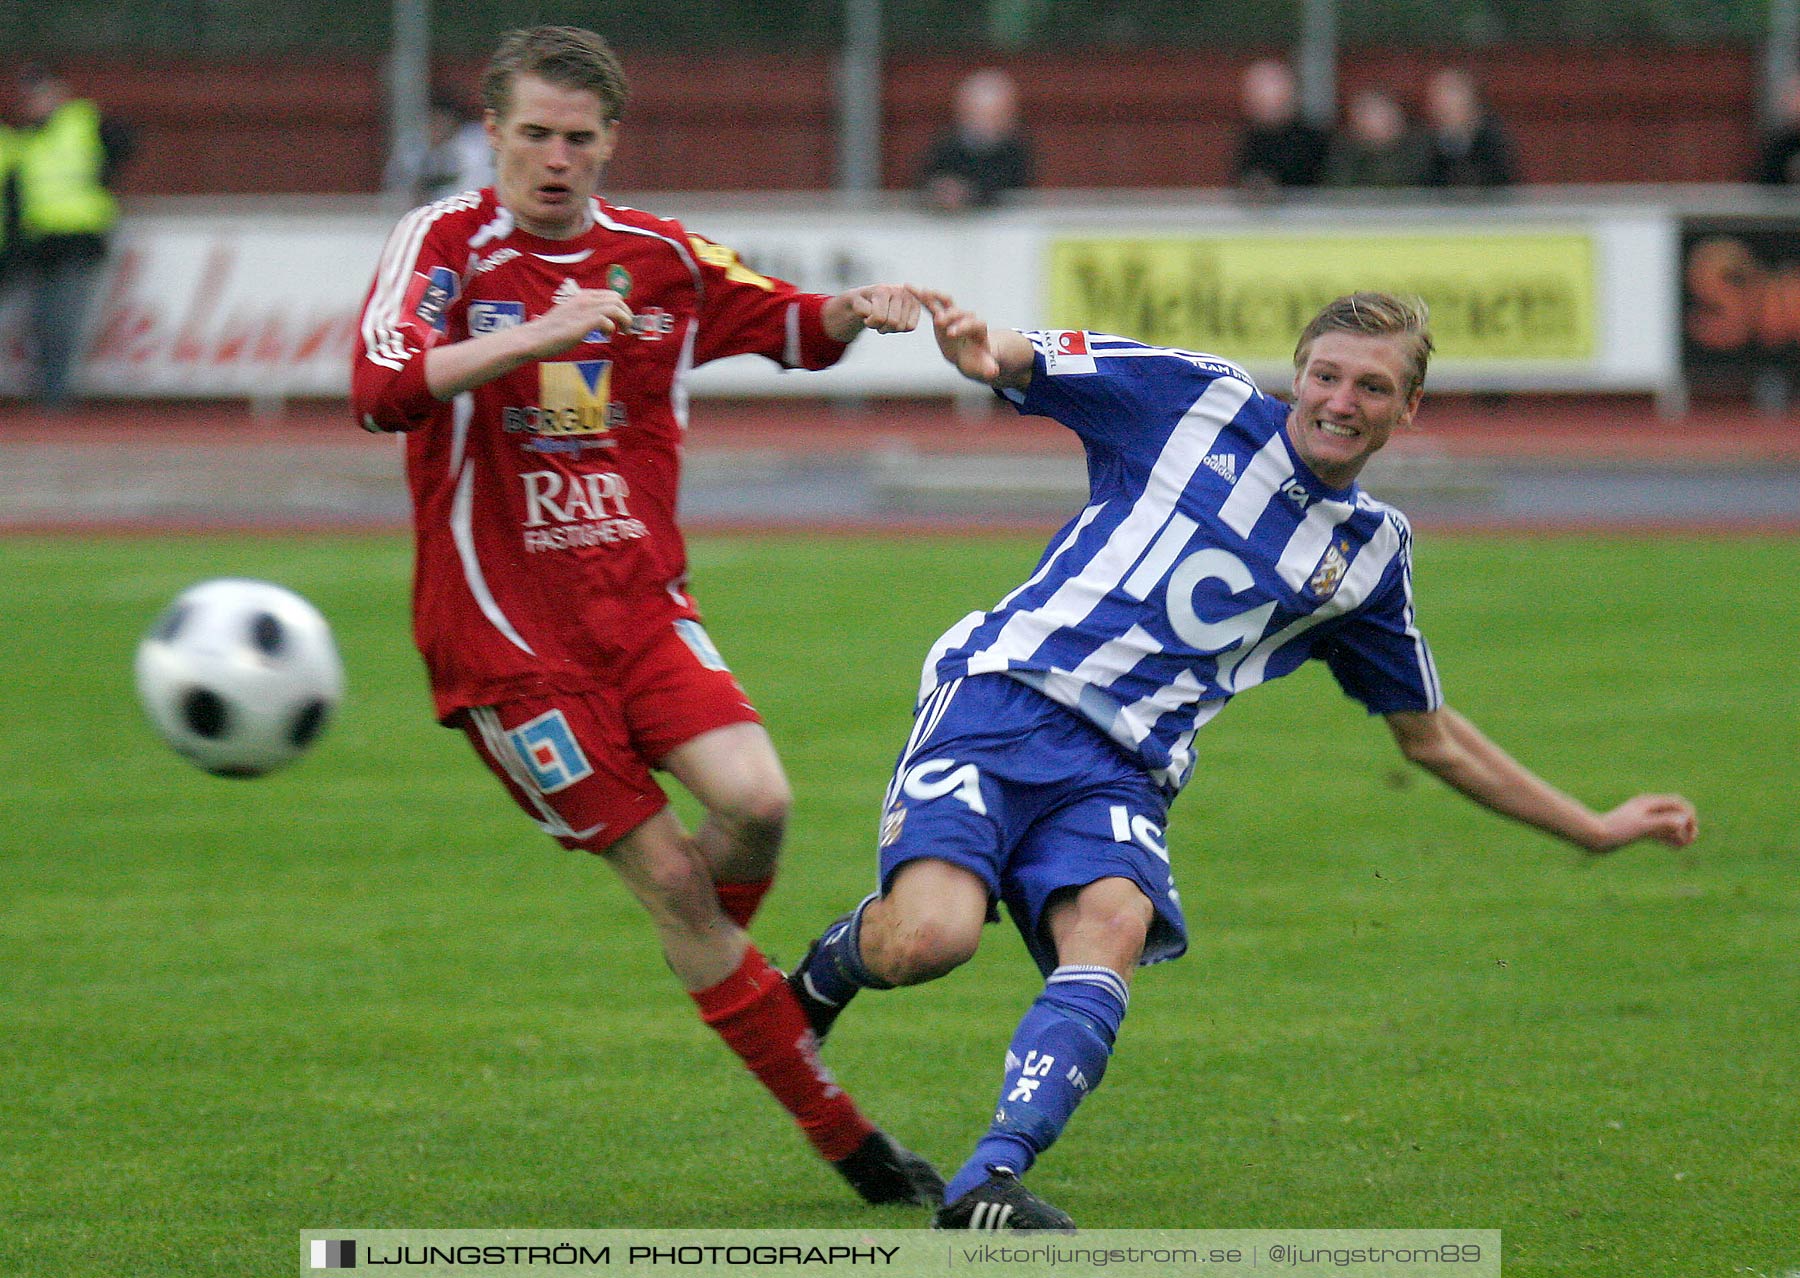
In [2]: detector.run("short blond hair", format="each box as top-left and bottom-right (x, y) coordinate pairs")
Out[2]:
(1294, 292), (1434, 395)
(483, 27), (629, 124)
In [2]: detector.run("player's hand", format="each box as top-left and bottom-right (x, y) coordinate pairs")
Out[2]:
(918, 292), (1003, 383)
(528, 288), (633, 356)
(824, 283), (926, 339)
(1585, 794), (1699, 853)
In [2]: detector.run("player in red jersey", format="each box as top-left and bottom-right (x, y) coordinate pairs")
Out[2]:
(351, 26), (945, 1207)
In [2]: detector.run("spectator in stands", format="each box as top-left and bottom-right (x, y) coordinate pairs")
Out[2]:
(0, 64), (132, 409)
(1231, 58), (1330, 195)
(1753, 71), (1800, 185)
(385, 91), (495, 207)
(1421, 68), (1517, 189)
(918, 70), (1035, 212)
(1323, 87), (1430, 189)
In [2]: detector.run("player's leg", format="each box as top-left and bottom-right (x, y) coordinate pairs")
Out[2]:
(862, 859), (991, 982)
(597, 809), (861, 1141)
(658, 720), (790, 929)
(596, 805), (743, 986)
(602, 807), (941, 1204)
(632, 619), (787, 929)
(935, 876), (1151, 1230)
(789, 676), (1019, 1042)
(790, 858), (990, 1041)
(460, 696), (937, 1204)
(934, 697), (1184, 1231)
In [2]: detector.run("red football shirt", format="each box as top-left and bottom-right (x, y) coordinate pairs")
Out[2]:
(352, 191), (851, 719)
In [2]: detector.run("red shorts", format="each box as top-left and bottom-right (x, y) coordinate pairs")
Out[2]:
(456, 618), (761, 853)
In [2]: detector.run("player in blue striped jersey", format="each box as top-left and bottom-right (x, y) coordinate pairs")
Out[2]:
(791, 291), (1698, 1231)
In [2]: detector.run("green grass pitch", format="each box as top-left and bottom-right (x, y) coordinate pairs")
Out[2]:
(1, 532), (1795, 1277)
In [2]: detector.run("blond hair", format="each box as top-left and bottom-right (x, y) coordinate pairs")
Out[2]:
(1294, 292), (1434, 395)
(482, 27), (629, 124)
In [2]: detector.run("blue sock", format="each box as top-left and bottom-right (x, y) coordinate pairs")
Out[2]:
(943, 965), (1130, 1205)
(794, 893), (891, 1010)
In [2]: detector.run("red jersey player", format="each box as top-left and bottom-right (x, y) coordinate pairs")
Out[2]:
(351, 26), (944, 1208)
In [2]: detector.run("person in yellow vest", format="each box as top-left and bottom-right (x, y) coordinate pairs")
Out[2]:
(3, 65), (132, 408)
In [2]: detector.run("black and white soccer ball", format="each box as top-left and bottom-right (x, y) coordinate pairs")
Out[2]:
(134, 578), (345, 778)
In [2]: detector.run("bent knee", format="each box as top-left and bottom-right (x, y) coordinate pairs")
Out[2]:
(736, 783), (792, 840)
(874, 912), (983, 985)
(1051, 879), (1155, 969)
(710, 776), (791, 843)
(1085, 898), (1154, 947)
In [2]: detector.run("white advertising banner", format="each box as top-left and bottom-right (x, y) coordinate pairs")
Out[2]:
(0, 211), (384, 399)
(0, 198), (1678, 401)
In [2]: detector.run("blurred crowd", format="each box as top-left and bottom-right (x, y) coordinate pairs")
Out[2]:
(911, 60), (1525, 213)
(1233, 60), (1516, 196)
(910, 58), (1800, 207)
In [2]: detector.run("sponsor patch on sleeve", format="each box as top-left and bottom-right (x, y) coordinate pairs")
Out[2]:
(878, 804), (907, 848)
(408, 266), (460, 332)
(1044, 330), (1097, 376)
(686, 234), (777, 291)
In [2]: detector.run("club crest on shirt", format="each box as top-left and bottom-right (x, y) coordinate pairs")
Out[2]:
(878, 805), (907, 848)
(606, 263), (633, 297)
(1306, 535), (1353, 601)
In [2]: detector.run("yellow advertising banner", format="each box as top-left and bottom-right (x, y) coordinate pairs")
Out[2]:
(1048, 233), (1596, 363)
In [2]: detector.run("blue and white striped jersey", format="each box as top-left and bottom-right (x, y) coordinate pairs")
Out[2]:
(921, 330), (1443, 793)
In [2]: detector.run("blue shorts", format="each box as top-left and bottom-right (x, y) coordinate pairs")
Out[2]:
(876, 674), (1187, 976)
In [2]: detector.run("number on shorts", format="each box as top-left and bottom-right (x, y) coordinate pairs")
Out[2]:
(1110, 804), (1169, 864)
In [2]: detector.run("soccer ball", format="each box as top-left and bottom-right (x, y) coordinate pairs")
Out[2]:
(134, 578), (345, 778)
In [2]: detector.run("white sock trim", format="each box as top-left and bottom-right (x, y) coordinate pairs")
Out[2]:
(1046, 964), (1130, 1010)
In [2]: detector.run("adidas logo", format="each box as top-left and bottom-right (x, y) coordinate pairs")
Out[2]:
(1202, 451), (1238, 483)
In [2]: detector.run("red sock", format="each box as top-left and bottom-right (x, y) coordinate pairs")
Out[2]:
(714, 876), (773, 929)
(690, 944), (874, 1163)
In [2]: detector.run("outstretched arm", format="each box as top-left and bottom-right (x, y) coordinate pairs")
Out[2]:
(914, 292), (1035, 390)
(1385, 705), (1698, 854)
(820, 283), (932, 341)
